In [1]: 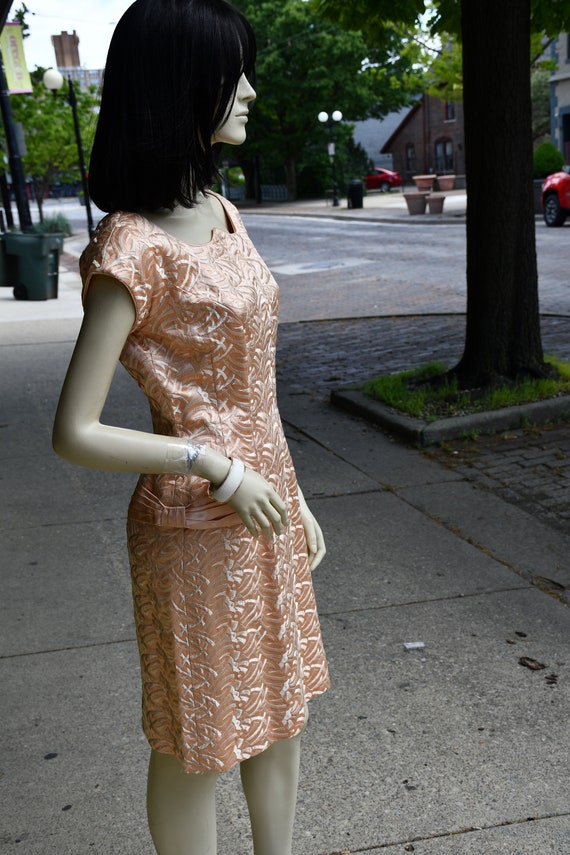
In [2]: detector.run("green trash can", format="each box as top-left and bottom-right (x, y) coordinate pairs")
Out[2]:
(3, 231), (65, 300)
(0, 234), (19, 289)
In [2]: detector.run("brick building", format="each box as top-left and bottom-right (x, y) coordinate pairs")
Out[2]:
(381, 93), (465, 184)
(51, 30), (80, 68)
(50, 30), (104, 90)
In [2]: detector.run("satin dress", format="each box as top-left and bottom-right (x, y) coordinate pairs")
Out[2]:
(79, 193), (329, 773)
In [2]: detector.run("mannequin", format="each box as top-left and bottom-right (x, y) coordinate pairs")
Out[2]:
(52, 2), (329, 854)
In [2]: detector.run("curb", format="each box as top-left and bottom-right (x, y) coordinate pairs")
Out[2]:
(238, 205), (466, 226)
(331, 387), (570, 446)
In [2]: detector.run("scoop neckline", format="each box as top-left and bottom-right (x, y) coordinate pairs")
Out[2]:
(131, 191), (239, 250)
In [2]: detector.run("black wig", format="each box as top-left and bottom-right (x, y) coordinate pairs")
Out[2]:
(88, 0), (256, 213)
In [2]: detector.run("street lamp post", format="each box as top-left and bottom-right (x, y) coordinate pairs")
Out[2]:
(318, 109), (342, 207)
(43, 68), (94, 238)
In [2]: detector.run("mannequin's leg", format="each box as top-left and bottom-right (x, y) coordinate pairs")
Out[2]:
(147, 749), (219, 855)
(239, 733), (302, 855)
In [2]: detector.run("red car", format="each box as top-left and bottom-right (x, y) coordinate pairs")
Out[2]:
(365, 167), (402, 192)
(542, 167), (570, 226)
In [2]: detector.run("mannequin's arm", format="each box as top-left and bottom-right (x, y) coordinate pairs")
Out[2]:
(297, 487), (326, 570)
(53, 275), (288, 537)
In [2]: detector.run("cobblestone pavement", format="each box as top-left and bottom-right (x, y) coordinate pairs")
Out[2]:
(277, 314), (570, 534)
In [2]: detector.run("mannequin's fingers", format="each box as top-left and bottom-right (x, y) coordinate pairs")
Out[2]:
(307, 519), (326, 571)
(251, 503), (282, 537)
(269, 494), (289, 526)
(240, 512), (260, 538)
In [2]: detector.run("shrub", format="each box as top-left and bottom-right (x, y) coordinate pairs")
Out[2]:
(533, 142), (564, 178)
(33, 214), (73, 236)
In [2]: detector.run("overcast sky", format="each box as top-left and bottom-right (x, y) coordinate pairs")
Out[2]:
(17, 0), (134, 71)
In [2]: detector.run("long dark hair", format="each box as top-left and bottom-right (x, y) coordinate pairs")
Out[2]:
(88, 0), (256, 213)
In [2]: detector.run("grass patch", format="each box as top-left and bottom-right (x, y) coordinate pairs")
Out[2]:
(362, 357), (570, 422)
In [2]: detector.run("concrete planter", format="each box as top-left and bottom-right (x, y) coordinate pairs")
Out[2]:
(427, 194), (446, 214)
(436, 174), (456, 191)
(412, 174), (436, 192)
(404, 192), (428, 215)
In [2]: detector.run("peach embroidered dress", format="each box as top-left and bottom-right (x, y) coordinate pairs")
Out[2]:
(79, 193), (329, 773)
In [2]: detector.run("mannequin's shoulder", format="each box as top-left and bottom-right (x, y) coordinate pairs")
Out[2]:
(93, 210), (158, 244)
(82, 212), (160, 264)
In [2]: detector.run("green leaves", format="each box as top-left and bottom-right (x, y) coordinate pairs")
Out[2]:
(7, 75), (100, 216)
(228, 0), (419, 196)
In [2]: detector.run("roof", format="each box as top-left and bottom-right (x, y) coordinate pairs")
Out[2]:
(381, 101), (422, 153)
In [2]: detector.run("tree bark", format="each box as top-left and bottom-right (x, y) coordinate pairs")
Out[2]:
(284, 156), (297, 201)
(456, 0), (546, 385)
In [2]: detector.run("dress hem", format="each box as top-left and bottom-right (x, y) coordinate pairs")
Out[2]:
(143, 682), (330, 775)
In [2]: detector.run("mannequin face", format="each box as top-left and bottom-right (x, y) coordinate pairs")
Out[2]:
(212, 74), (256, 145)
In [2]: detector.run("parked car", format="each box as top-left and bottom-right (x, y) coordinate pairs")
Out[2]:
(541, 167), (570, 227)
(365, 167), (402, 192)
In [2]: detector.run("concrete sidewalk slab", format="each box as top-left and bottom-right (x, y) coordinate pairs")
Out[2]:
(401, 480), (570, 599)
(0, 641), (150, 854)
(278, 388), (462, 491)
(1, 519), (133, 657)
(309, 492), (527, 614)
(300, 588), (569, 854)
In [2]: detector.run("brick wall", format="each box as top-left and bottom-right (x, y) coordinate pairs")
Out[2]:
(385, 94), (466, 184)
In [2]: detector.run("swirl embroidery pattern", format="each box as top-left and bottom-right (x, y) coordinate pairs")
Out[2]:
(79, 195), (329, 773)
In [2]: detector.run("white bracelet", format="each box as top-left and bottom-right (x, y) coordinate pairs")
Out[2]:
(209, 458), (245, 503)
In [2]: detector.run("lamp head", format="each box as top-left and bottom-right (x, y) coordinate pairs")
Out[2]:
(43, 68), (64, 91)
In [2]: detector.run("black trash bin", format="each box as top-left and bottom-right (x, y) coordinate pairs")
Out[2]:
(347, 179), (364, 209)
(3, 231), (64, 300)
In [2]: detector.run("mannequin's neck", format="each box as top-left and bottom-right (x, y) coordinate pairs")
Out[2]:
(143, 192), (230, 246)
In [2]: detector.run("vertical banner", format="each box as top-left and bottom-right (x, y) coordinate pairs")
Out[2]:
(0, 23), (33, 93)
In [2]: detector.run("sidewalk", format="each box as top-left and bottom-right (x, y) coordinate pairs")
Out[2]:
(240, 186), (468, 224)
(1, 196), (569, 854)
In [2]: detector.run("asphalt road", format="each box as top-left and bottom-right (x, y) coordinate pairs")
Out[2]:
(244, 214), (570, 322)
(48, 199), (570, 323)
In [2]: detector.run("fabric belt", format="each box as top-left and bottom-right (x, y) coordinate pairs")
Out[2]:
(128, 484), (243, 529)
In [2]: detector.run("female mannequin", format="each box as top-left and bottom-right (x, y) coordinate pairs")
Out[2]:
(52, 1), (329, 853)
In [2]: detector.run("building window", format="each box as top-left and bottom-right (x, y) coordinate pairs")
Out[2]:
(435, 139), (453, 173)
(405, 143), (415, 174)
(445, 100), (455, 121)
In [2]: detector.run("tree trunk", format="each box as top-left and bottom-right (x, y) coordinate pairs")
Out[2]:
(33, 178), (44, 223)
(284, 156), (297, 201)
(456, 0), (546, 385)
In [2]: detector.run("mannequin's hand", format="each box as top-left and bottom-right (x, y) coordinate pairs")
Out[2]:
(226, 468), (289, 538)
(298, 491), (326, 571)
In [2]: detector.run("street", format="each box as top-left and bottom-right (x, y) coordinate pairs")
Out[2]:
(53, 199), (570, 323)
(245, 214), (570, 321)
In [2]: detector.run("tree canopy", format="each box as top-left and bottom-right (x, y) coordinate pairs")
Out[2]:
(226, 0), (422, 198)
(312, 0), (570, 40)
(8, 71), (99, 221)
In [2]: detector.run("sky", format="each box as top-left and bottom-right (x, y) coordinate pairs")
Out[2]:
(16, 0), (134, 71)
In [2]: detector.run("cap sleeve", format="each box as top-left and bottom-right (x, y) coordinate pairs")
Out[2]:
(79, 213), (160, 330)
